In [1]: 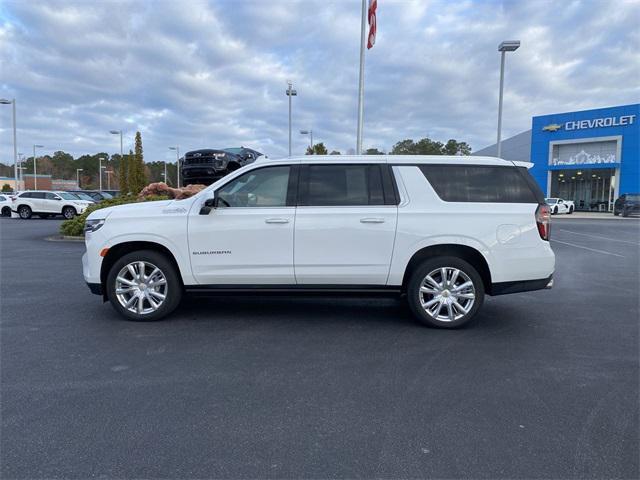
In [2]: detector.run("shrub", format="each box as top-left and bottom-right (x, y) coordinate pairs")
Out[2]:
(59, 194), (169, 237)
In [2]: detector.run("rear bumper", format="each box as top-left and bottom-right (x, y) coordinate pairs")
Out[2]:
(490, 275), (553, 296)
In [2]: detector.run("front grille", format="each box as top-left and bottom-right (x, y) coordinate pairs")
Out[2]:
(184, 157), (214, 165)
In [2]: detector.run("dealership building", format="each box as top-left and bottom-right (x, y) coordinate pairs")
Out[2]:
(476, 104), (639, 211)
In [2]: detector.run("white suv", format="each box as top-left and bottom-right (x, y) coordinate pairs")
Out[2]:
(13, 190), (92, 219)
(83, 156), (554, 328)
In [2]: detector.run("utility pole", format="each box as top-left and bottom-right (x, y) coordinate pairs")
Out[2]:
(286, 81), (297, 156)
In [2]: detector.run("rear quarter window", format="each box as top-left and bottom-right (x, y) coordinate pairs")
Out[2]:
(419, 165), (543, 203)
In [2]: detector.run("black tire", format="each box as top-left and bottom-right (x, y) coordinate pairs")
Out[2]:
(62, 206), (77, 219)
(552, 207), (558, 215)
(622, 209), (629, 218)
(407, 256), (485, 328)
(106, 250), (182, 322)
(1, 206), (10, 217)
(613, 210), (620, 216)
(17, 205), (32, 219)
(568, 206), (574, 214)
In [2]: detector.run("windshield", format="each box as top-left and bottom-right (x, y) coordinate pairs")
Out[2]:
(73, 192), (95, 201)
(100, 192), (113, 199)
(223, 148), (243, 155)
(58, 192), (80, 200)
(545, 198), (558, 204)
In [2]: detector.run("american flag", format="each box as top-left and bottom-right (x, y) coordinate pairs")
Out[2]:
(367, 0), (377, 49)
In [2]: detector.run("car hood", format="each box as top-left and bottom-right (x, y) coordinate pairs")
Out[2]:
(87, 199), (190, 220)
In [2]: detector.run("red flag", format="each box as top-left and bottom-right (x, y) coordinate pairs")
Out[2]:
(367, 0), (377, 49)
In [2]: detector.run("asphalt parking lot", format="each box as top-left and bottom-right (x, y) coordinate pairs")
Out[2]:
(1, 216), (638, 479)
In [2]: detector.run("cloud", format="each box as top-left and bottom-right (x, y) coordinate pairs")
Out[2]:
(0, 0), (638, 166)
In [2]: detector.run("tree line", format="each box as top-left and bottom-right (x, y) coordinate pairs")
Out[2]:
(0, 135), (472, 192)
(305, 137), (471, 156)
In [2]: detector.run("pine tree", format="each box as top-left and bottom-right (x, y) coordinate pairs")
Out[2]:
(119, 154), (129, 195)
(131, 131), (146, 194)
(127, 149), (138, 194)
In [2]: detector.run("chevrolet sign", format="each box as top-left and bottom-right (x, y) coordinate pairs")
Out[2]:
(543, 114), (636, 132)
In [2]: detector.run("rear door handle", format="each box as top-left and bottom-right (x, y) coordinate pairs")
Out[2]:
(360, 217), (385, 223)
(265, 218), (290, 224)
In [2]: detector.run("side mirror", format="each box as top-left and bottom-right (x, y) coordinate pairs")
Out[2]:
(199, 197), (216, 215)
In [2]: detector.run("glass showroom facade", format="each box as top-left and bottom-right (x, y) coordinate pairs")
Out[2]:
(529, 104), (639, 211)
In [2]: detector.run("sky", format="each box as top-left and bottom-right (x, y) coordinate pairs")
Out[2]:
(0, 0), (639, 165)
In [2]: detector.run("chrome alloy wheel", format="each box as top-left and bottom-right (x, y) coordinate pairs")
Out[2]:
(419, 267), (476, 322)
(115, 261), (168, 315)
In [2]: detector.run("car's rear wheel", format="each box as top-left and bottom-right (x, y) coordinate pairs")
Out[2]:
(407, 256), (485, 328)
(106, 250), (182, 321)
(62, 206), (77, 219)
(18, 205), (32, 219)
(622, 208), (629, 218)
(613, 209), (620, 216)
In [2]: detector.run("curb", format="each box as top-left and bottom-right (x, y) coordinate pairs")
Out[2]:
(45, 235), (85, 243)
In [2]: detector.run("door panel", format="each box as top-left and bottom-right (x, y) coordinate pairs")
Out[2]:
(294, 207), (397, 284)
(187, 164), (296, 285)
(188, 207), (295, 284)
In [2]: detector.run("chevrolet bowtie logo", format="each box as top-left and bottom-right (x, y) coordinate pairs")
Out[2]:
(542, 123), (562, 132)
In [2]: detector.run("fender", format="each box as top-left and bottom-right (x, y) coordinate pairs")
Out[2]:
(105, 232), (196, 285)
(388, 234), (494, 286)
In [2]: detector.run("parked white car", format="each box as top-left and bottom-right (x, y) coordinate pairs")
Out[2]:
(12, 190), (92, 219)
(545, 197), (574, 214)
(83, 155), (555, 328)
(0, 193), (12, 217)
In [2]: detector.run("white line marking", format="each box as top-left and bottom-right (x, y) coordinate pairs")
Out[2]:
(559, 229), (639, 246)
(551, 239), (625, 258)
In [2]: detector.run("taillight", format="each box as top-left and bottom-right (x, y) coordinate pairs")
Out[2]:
(536, 204), (550, 241)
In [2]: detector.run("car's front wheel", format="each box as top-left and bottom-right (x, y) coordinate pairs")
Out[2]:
(1, 206), (10, 217)
(407, 257), (485, 328)
(106, 250), (182, 321)
(568, 206), (574, 214)
(18, 205), (32, 219)
(62, 206), (77, 219)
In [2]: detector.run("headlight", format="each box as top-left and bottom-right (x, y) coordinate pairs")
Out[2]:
(84, 218), (105, 233)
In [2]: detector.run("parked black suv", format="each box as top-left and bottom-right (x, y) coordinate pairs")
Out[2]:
(613, 193), (640, 217)
(181, 147), (262, 186)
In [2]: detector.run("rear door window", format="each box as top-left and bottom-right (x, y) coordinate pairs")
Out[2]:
(419, 165), (541, 203)
(300, 164), (386, 206)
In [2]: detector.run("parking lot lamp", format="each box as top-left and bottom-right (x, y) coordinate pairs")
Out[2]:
(286, 81), (297, 157)
(98, 157), (107, 191)
(32, 144), (44, 189)
(0, 99), (18, 192)
(300, 130), (313, 151)
(109, 130), (123, 160)
(496, 40), (520, 158)
(76, 168), (83, 188)
(169, 146), (180, 186)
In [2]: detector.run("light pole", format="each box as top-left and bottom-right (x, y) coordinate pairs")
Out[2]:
(286, 81), (297, 157)
(169, 146), (180, 186)
(109, 130), (124, 162)
(300, 129), (313, 152)
(163, 161), (168, 186)
(98, 157), (106, 191)
(17, 153), (24, 190)
(0, 99), (18, 192)
(33, 144), (44, 189)
(496, 40), (520, 158)
(76, 168), (83, 188)
(106, 169), (113, 190)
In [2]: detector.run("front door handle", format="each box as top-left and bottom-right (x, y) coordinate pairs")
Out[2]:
(265, 218), (290, 224)
(360, 217), (385, 223)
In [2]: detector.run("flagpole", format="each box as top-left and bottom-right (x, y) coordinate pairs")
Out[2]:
(356, 0), (367, 155)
